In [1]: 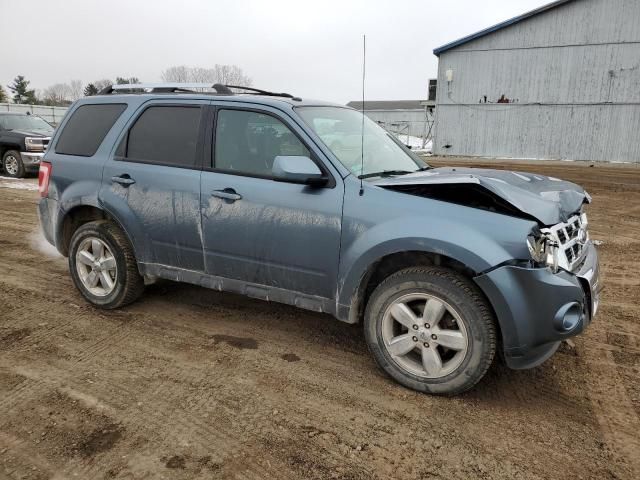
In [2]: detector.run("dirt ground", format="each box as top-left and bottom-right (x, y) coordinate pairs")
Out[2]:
(1, 158), (639, 480)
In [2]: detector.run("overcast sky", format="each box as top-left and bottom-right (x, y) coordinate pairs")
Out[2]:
(1, 0), (546, 104)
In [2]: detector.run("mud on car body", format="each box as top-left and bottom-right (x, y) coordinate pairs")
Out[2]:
(37, 83), (602, 395)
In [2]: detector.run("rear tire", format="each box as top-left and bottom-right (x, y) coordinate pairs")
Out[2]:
(2, 150), (25, 178)
(364, 266), (496, 395)
(68, 220), (144, 309)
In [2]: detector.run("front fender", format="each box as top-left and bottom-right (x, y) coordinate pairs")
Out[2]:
(337, 220), (530, 312)
(336, 178), (537, 322)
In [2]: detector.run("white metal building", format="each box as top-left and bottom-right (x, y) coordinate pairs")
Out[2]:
(346, 100), (434, 141)
(432, 0), (640, 162)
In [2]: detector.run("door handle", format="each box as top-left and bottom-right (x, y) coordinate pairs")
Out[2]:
(111, 174), (136, 186)
(211, 188), (242, 202)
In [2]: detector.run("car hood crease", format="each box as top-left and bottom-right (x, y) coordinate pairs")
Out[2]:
(374, 167), (588, 225)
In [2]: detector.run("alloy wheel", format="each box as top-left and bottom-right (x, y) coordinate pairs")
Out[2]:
(4, 155), (19, 176)
(75, 237), (118, 296)
(381, 293), (469, 378)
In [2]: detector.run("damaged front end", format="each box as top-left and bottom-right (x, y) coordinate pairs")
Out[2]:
(531, 212), (590, 272)
(374, 166), (590, 226)
(375, 166), (600, 369)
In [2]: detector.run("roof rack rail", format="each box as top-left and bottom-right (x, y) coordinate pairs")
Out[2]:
(226, 85), (301, 101)
(96, 83), (300, 100)
(98, 83), (233, 95)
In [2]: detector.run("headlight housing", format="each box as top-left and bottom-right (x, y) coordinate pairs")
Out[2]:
(527, 232), (559, 272)
(25, 137), (45, 152)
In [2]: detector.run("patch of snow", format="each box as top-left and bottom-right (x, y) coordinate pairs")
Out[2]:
(30, 229), (61, 258)
(394, 134), (433, 154)
(0, 176), (38, 191)
(0, 181), (38, 191)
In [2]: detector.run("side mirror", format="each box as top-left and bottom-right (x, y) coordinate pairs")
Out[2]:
(272, 155), (328, 186)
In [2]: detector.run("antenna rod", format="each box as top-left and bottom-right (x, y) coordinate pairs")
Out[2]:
(359, 34), (366, 196)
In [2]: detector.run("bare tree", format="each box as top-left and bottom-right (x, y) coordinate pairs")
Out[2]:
(160, 65), (252, 86)
(68, 79), (83, 101)
(214, 64), (252, 85)
(41, 83), (72, 106)
(161, 66), (190, 83)
(93, 79), (113, 91)
(115, 76), (140, 85)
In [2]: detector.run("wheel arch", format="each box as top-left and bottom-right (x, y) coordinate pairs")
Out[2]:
(340, 248), (483, 324)
(1, 144), (22, 158)
(56, 204), (136, 260)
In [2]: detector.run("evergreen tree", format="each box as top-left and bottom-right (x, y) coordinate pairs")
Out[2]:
(8, 75), (37, 104)
(84, 83), (99, 96)
(0, 85), (7, 103)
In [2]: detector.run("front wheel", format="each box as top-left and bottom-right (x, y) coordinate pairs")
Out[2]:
(2, 150), (25, 178)
(364, 267), (496, 395)
(68, 220), (144, 309)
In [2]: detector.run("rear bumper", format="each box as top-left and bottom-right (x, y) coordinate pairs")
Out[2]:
(475, 241), (601, 369)
(20, 151), (44, 170)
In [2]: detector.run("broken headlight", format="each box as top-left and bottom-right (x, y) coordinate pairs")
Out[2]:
(527, 232), (559, 273)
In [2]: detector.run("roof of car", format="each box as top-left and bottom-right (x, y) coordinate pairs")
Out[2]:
(85, 92), (347, 110)
(91, 84), (348, 110)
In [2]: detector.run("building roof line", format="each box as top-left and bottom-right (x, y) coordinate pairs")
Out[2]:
(433, 0), (576, 56)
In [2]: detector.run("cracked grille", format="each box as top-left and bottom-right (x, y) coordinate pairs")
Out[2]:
(543, 213), (589, 272)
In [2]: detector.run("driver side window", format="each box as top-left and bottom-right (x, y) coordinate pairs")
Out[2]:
(214, 109), (309, 177)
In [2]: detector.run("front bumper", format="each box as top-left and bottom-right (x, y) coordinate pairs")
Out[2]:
(475, 241), (601, 369)
(20, 151), (44, 170)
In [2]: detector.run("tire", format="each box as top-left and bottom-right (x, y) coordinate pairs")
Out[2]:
(68, 220), (144, 309)
(2, 150), (25, 178)
(364, 266), (496, 395)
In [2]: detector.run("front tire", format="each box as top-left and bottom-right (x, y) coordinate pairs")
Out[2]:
(364, 267), (496, 395)
(68, 220), (144, 309)
(2, 150), (25, 178)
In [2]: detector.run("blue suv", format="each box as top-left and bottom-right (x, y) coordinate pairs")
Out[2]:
(37, 83), (601, 394)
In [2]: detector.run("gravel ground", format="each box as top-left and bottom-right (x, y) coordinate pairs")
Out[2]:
(0, 158), (638, 479)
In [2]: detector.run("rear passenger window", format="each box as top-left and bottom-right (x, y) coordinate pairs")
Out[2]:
(55, 104), (126, 157)
(123, 106), (201, 167)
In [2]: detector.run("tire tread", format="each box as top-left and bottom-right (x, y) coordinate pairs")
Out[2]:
(365, 266), (497, 395)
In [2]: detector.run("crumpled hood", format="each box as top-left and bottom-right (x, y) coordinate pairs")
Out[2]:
(374, 167), (589, 226)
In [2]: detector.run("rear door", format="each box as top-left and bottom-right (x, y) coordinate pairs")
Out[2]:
(200, 103), (344, 299)
(100, 100), (208, 271)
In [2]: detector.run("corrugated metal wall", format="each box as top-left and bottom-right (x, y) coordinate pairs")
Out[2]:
(433, 0), (640, 162)
(363, 109), (429, 138)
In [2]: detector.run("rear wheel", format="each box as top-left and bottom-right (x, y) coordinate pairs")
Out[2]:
(2, 150), (25, 178)
(364, 266), (496, 395)
(68, 220), (144, 309)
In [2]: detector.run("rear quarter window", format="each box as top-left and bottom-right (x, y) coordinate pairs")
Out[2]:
(55, 104), (127, 157)
(122, 106), (201, 168)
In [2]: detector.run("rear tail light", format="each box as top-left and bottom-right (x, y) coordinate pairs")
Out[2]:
(38, 162), (52, 198)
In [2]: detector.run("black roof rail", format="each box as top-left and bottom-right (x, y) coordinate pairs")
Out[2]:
(226, 85), (301, 101)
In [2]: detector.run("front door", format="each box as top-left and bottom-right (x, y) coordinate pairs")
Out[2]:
(200, 105), (343, 299)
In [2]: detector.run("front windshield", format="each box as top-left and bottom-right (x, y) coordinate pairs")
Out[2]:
(0, 114), (53, 133)
(296, 106), (427, 178)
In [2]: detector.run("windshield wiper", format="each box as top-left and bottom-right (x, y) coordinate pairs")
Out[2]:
(358, 167), (429, 180)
